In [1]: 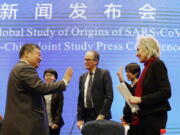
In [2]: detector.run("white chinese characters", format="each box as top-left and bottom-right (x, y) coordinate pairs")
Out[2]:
(35, 3), (52, 19)
(69, 3), (87, 19)
(104, 3), (122, 19)
(139, 3), (156, 20)
(0, 3), (158, 20)
(0, 3), (18, 20)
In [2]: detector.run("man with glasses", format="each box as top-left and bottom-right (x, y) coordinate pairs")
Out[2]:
(77, 50), (114, 129)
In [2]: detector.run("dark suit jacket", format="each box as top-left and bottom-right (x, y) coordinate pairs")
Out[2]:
(2, 61), (66, 135)
(139, 58), (171, 116)
(50, 93), (64, 128)
(77, 67), (114, 121)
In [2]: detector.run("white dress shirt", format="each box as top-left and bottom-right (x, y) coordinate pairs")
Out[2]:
(44, 94), (53, 126)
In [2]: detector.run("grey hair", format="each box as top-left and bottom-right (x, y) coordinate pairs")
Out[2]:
(136, 35), (160, 59)
(86, 50), (100, 65)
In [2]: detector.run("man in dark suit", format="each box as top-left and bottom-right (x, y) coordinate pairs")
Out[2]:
(77, 50), (113, 129)
(43, 69), (65, 135)
(2, 43), (73, 135)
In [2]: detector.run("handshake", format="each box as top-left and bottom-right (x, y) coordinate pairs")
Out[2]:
(63, 67), (73, 84)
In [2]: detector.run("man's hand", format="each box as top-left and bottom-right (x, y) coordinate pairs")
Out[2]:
(96, 114), (105, 120)
(63, 67), (73, 84)
(120, 117), (128, 126)
(77, 120), (84, 129)
(51, 124), (59, 129)
(129, 96), (141, 104)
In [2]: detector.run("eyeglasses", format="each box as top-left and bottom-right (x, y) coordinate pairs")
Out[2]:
(84, 58), (95, 62)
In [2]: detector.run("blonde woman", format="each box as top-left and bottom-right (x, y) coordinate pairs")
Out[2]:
(128, 36), (171, 135)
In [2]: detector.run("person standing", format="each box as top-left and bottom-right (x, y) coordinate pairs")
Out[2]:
(128, 36), (171, 135)
(77, 50), (114, 129)
(44, 69), (65, 135)
(117, 63), (141, 126)
(2, 43), (73, 135)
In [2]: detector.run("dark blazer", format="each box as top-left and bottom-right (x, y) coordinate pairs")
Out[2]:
(77, 67), (114, 121)
(50, 93), (64, 127)
(123, 82), (135, 123)
(2, 61), (66, 135)
(139, 58), (171, 116)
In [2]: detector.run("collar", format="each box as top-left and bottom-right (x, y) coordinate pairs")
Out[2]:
(20, 59), (30, 65)
(144, 57), (157, 66)
(90, 67), (96, 75)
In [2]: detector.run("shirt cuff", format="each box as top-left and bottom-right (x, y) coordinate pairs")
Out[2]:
(80, 125), (83, 131)
(63, 79), (68, 86)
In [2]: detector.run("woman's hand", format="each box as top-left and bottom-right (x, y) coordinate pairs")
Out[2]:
(117, 67), (124, 83)
(129, 96), (142, 104)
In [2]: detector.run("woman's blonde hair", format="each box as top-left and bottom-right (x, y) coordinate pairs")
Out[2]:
(136, 35), (160, 59)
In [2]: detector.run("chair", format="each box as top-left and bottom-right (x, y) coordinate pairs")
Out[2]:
(81, 120), (125, 135)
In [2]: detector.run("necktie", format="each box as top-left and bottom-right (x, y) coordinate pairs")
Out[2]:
(86, 72), (93, 108)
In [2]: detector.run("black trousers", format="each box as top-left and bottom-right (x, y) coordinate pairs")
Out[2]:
(49, 126), (61, 135)
(84, 108), (98, 122)
(128, 111), (167, 135)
